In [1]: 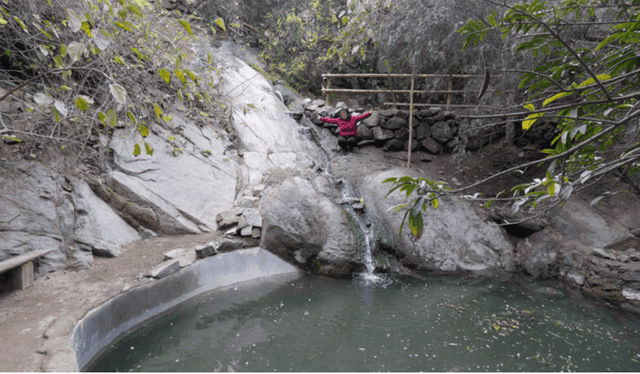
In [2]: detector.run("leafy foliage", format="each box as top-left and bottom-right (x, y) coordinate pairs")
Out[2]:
(0, 0), (222, 161)
(389, 0), (640, 237)
(382, 176), (450, 239)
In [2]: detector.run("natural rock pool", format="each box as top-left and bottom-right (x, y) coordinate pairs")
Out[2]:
(87, 274), (640, 372)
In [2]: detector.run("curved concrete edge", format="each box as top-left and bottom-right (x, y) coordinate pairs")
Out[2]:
(72, 247), (301, 371)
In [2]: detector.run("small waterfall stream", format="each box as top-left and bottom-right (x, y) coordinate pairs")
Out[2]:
(338, 178), (388, 286)
(276, 90), (385, 285)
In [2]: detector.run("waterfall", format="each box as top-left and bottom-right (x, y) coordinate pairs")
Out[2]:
(338, 179), (387, 286)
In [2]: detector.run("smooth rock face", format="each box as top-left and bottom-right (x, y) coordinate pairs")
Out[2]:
(547, 198), (634, 248)
(0, 162), (140, 275)
(108, 114), (237, 235)
(358, 168), (513, 273)
(260, 176), (360, 275)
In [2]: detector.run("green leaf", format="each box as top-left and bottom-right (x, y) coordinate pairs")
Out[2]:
(75, 95), (89, 111)
(174, 69), (186, 84)
(153, 103), (163, 120)
(432, 198), (439, 210)
(547, 181), (555, 197)
(214, 17), (226, 31)
(158, 68), (171, 84)
(409, 211), (424, 239)
(144, 142), (154, 155)
(80, 21), (92, 37)
(522, 112), (544, 130)
(2, 135), (22, 143)
(133, 143), (141, 156)
(137, 124), (149, 138)
(524, 103), (535, 112)
(178, 19), (193, 37)
(127, 111), (137, 124)
(576, 74), (612, 89)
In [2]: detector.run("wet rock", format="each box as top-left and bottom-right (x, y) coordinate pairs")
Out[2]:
(403, 139), (419, 151)
(429, 107), (442, 116)
(547, 197), (634, 248)
(379, 109), (397, 118)
(515, 228), (562, 279)
(383, 139), (403, 152)
(394, 127), (414, 141)
(395, 110), (410, 120)
(418, 109), (433, 118)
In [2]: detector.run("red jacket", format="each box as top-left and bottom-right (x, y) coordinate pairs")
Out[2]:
(319, 112), (372, 137)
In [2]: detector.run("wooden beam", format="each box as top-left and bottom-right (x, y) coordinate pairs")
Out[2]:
(0, 249), (54, 275)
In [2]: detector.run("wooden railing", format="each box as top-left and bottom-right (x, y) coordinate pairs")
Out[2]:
(321, 73), (511, 111)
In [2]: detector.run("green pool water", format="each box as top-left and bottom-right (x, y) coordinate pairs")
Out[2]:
(86, 274), (640, 372)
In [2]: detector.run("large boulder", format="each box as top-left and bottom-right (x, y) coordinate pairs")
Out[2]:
(259, 176), (361, 275)
(357, 168), (514, 273)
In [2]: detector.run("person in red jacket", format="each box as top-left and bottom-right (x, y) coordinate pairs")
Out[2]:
(318, 108), (372, 152)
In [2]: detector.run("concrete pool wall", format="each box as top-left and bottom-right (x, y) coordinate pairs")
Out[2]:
(72, 247), (301, 371)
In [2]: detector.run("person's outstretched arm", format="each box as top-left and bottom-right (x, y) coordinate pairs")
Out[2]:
(318, 116), (342, 124)
(351, 111), (372, 122)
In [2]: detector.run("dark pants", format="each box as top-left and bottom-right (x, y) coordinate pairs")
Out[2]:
(338, 136), (358, 151)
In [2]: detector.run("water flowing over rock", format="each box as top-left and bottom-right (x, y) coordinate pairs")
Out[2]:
(357, 168), (514, 273)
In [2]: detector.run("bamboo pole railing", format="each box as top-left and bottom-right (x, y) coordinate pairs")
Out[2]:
(320, 73), (511, 111)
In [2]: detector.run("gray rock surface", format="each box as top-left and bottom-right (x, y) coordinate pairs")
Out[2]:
(149, 259), (180, 279)
(358, 168), (513, 273)
(0, 162), (140, 275)
(108, 114), (237, 235)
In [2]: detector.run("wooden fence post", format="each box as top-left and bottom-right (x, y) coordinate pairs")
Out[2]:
(407, 62), (416, 168)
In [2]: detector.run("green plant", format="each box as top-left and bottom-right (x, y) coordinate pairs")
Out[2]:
(0, 0), (222, 161)
(383, 176), (450, 238)
(387, 0), (640, 238)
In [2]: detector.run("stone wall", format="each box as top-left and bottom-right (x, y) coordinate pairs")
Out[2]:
(302, 99), (461, 154)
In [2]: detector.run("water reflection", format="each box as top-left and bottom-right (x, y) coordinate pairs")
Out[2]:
(87, 274), (640, 372)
